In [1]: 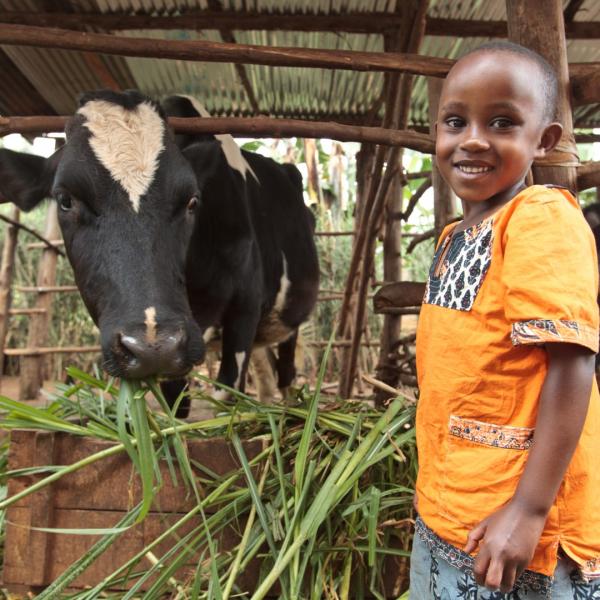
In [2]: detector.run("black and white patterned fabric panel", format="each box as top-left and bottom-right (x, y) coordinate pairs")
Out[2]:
(424, 219), (493, 311)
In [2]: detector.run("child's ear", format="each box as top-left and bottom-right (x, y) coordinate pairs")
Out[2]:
(535, 122), (563, 158)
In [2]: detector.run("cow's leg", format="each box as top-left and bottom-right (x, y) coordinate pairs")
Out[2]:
(276, 330), (298, 403)
(214, 306), (259, 402)
(160, 379), (190, 419)
(250, 346), (278, 403)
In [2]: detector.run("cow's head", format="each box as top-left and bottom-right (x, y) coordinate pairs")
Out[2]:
(0, 90), (206, 379)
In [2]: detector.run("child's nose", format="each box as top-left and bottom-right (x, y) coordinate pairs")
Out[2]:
(459, 136), (490, 153)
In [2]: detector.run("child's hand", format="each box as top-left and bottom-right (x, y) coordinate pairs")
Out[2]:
(464, 501), (546, 593)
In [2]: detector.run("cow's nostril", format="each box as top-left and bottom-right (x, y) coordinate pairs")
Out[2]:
(111, 329), (189, 379)
(119, 333), (145, 356)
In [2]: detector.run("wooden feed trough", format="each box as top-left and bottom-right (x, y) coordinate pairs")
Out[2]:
(3, 429), (266, 596)
(2, 429), (407, 597)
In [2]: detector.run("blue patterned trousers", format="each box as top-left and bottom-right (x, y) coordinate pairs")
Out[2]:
(409, 528), (600, 599)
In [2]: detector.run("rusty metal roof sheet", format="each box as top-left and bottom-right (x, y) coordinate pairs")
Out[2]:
(0, 0), (598, 131)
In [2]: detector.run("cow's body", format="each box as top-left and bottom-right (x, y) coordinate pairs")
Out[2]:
(0, 90), (319, 415)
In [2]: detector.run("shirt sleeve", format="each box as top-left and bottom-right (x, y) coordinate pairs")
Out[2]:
(501, 191), (599, 353)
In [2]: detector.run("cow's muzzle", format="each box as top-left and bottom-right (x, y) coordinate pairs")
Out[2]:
(108, 329), (199, 379)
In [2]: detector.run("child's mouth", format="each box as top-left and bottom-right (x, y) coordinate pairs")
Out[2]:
(455, 164), (493, 174)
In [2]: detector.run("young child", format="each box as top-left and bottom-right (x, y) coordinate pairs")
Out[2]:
(410, 41), (600, 599)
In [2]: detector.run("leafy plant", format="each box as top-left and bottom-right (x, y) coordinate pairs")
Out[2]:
(0, 363), (417, 598)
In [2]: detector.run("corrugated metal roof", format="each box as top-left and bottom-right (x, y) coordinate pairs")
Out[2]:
(0, 0), (599, 130)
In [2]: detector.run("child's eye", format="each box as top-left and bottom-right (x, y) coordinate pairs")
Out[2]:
(490, 117), (513, 129)
(444, 117), (465, 128)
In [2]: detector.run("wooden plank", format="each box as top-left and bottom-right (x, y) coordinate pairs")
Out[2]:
(7, 431), (265, 513)
(3, 431), (267, 592)
(373, 282), (426, 312)
(4, 432), (57, 585)
(4, 507), (259, 591)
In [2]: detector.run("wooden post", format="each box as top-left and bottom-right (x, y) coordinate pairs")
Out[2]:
(339, 0), (429, 399)
(303, 138), (322, 206)
(428, 77), (455, 241)
(506, 0), (578, 191)
(19, 204), (60, 400)
(374, 167), (404, 403)
(0, 205), (20, 377)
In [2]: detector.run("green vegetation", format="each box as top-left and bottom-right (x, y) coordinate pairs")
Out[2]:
(0, 365), (417, 598)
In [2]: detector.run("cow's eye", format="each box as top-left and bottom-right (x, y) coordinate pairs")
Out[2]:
(187, 195), (199, 212)
(56, 192), (73, 212)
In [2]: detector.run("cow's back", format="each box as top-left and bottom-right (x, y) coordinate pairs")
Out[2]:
(243, 151), (319, 330)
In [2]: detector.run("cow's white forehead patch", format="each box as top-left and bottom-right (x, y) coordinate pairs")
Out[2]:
(78, 100), (165, 212)
(179, 95), (258, 183)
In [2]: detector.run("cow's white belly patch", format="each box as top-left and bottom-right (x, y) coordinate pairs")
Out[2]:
(256, 253), (293, 345)
(78, 100), (164, 212)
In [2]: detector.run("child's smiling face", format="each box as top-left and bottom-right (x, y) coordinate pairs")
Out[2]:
(436, 51), (561, 208)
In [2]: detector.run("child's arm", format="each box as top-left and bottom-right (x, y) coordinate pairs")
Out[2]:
(464, 342), (595, 593)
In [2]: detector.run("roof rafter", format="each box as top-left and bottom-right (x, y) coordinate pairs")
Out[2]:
(206, 0), (261, 115)
(1, 11), (600, 39)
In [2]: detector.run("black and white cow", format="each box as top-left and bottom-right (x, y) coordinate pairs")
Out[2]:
(0, 90), (319, 415)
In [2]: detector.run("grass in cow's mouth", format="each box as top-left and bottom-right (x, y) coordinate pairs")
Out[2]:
(0, 355), (417, 599)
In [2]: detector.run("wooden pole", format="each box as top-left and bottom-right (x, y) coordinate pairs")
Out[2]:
(1, 12), (600, 39)
(0, 205), (20, 377)
(0, 23), (453, 76)
(428, 78), (456, 241)
(372, 25), (415, 405)
(578, 161), (600, 191)
(19, 204), (60, 400)
(339, 0), (429, 399)
(507, 0), (578, 192)
(0, 115), (434, 153)
(375, 167), (404, 403)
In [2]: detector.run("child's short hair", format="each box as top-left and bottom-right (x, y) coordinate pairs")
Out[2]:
(460, 41), (558, 123)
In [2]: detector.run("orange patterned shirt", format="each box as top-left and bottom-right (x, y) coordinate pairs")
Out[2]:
(415, 185), (600, 582)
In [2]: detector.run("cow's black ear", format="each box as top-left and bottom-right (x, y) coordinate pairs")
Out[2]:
(0, 148), (59, 211)
(181, 142), (222, 189)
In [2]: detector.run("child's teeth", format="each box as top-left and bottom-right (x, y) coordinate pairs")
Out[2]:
(458, 165), (492, 173)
